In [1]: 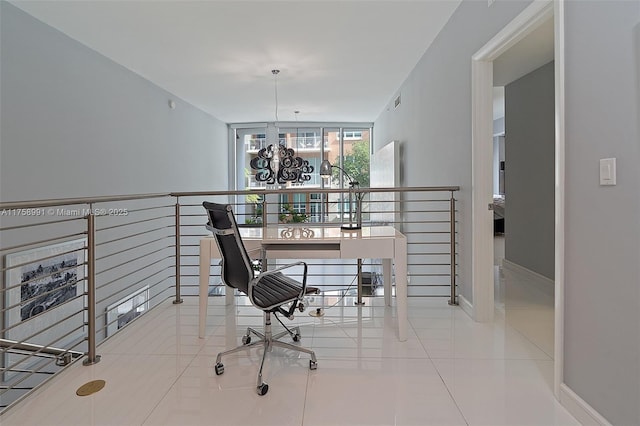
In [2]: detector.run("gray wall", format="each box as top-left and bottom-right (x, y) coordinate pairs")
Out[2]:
(374, 0), (531, 303)
(564, 1), (640, 424)
(375, 0), (640, 423)
(504, 61), (555, 280)
(0, 2), (228, 202)
(0, 3), (229, 345)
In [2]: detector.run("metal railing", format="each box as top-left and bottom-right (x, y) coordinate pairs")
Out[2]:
(172, 187), (459, 299)
(0, 193), (176, 412)
(0, 186), (458, 414)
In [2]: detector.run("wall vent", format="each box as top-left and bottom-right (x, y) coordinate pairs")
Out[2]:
(394, 95), (401, 109)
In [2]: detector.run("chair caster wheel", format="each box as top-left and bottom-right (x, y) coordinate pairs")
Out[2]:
(292, 333), (301, 342)
(257, 382), (269, 396)
(242, 335), (251, 345)
(214, 363), (224, 375)
(298, 302), (305, 312)
(309, 360), (317, 370)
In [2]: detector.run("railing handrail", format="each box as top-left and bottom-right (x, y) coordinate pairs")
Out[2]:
(171, 186), (460, 198)
(0, 186), (460, 210)
(0, 193), (170, 210)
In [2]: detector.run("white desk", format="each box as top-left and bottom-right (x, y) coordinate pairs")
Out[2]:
(198, 226), (408, 341)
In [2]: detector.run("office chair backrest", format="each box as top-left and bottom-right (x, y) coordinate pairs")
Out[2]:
(203, 202), (254, 295)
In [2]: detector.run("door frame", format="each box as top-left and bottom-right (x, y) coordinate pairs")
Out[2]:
(470, 0), (565, 396)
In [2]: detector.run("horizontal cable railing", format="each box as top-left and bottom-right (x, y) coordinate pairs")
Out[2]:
(0, 194), (175, 413)
(171, 186), (458, 299)
(0, 185), (458, 414)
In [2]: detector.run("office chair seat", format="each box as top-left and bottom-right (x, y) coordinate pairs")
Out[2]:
(203, 202), (318, 396)
(253, 271), (307, 309)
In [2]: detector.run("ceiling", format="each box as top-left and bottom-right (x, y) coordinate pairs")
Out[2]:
(492, 16), (554, 120)
(10, 0), (463, 124)
(493, 17), (554, 87)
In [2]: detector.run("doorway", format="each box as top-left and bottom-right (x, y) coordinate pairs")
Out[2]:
(471, 0), (566, 397)
(493, 16), (555, 358)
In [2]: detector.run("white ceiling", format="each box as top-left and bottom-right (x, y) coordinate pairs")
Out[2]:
(493, 17), (555, 87)
(11, 0), (463, 124)
(492, 16), (554, 120)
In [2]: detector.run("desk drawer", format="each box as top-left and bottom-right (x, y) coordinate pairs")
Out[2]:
(264, 243), (340, 259)
(341, 238), (394, 259)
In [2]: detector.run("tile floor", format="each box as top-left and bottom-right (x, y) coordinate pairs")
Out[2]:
(1, 240), (576, 425)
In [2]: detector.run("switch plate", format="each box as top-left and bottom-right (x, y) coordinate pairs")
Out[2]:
(599, 158), (616, 185)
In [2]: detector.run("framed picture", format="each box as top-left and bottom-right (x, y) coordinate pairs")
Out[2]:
(4, 238), (87, 337)
(3, 238), (87, 381)
(105, 285), (149, 337)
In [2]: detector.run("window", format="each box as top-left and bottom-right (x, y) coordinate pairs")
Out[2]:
(236, 126), (370, 188)
(343, 131), (363, 140)
(246, 133), (266, 151)
(233, 124), (371, 224)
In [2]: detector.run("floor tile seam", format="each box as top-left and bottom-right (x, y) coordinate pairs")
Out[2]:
(91, 352), (201, 362)
(502, 306), (554, 313)
(501, 321), (554, 360)
(300, 364), (313, 426)
(139, 351), (202, 426)
(413, 322), (436, 361)
(428, 357), (472, 426)
(311, 354), (434, 362)
(429, 355), (554, 363)
(430, 357), (559, 423)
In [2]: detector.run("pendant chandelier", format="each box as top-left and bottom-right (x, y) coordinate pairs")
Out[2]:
(250, 69), (314, 185)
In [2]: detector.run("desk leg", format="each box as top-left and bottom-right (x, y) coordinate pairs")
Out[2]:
(395, 236), (408, 342)
(198, 239), (211, 339)
(382, 259), (392, 307)
(225, 284), (234, 305)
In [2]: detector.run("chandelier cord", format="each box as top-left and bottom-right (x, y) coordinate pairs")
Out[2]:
(272, 69), (280, 123)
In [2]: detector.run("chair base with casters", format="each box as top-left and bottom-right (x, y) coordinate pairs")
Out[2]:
(202, 201), (319, 396)
(214, 303), (318, 396)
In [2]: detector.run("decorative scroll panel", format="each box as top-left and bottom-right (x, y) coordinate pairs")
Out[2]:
(250, 144), (314, 185)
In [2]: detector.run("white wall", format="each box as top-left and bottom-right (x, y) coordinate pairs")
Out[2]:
(0, 2), (228, 202)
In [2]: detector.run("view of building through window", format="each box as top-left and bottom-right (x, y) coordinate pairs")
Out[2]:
(236, 125), (371, 224)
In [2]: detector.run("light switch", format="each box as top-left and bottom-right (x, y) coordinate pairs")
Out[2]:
(599, 158), (616, 185)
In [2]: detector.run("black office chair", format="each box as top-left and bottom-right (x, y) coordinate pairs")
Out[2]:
(202, 202), (318, 396)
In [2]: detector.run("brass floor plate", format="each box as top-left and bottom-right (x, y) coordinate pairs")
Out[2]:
(76, 380), (106, 396)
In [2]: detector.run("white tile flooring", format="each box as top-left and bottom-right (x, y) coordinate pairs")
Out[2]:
(2, 239), (577, 426)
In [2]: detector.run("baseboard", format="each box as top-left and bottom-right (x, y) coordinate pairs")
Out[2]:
(559, 383), (611, 425)
(457, 294), (474, 318)
(502, 259), (554, 297)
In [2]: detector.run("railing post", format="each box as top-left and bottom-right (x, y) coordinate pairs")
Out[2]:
(83, 209), (101, 365)
(355, 259), (364, 305)
(448, 192), (458, 306)
(173, 200), (183, 304)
